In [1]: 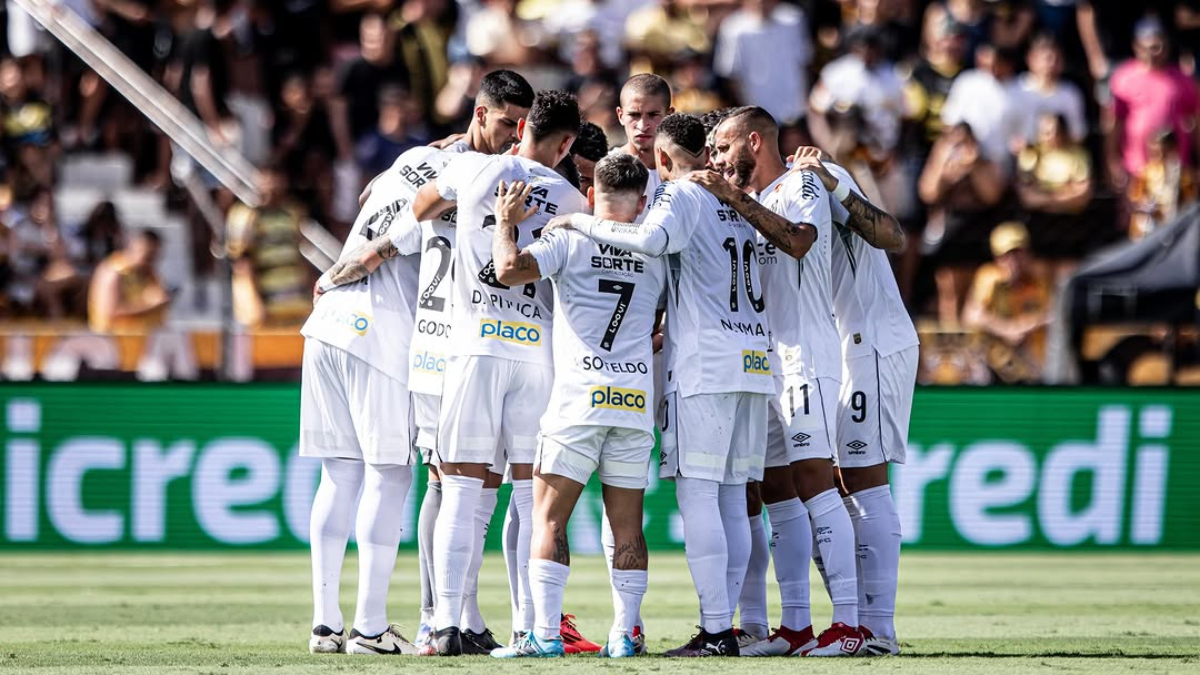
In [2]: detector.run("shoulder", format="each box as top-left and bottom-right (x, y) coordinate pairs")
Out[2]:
(780, 169), (828, 202)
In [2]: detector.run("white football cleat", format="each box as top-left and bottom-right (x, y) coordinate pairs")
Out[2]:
(736, 629), (764, 650)
(740, 626), (817, 656)
(309, 625), (346, 654)
(802, 623), (863, 657)
(347, 625), (418, 655)
(857, 627), (900, 656)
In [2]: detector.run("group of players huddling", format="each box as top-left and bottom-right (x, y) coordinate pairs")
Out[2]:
(299, 67), (917, 659)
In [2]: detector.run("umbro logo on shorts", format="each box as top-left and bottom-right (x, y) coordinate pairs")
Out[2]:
(791, 432), (811, 447)
(479, 319), (542, 346)
(846, 440), (868, 454)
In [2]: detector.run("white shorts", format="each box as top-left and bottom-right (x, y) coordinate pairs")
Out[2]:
(766, 374), (838, 466)
(536, 425), (655, 490)
(411, 391), (441, 459)
(659, 391), (768, 484)
(299, 338), (415, 466)
(436, 354), (552, 469)
(837, 346), (918, 467)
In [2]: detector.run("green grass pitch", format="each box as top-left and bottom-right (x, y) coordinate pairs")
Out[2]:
(1, 552), (1198, 674)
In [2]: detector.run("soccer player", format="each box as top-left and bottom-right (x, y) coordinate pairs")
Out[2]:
(704, 106), (861, 656)
(305, 69), (535, 656)
(792, 149), (914, 656)
(486, 154), (665, 659)
(609, 74), (674, 221)
(572, 122), (609, 195)
(410, 90), (587, 656)
(554, 113), (805, 657)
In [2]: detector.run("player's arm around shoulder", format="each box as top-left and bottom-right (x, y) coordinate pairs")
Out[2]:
(792, 149), (906, 252)
(688, 168), (816, 260)
(493, 180), (546, 287)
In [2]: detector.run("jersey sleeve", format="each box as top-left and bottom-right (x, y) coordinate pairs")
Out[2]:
(643, 182), (696, 254)
(779, 171), (832, 227)
(526, 228), (571, 280)
(436, 153), (485, 201)
(388, 208), (423, 255)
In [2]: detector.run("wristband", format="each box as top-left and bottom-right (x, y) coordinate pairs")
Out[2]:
(316, 272), (337, 294)
(831, 180), (851, 203)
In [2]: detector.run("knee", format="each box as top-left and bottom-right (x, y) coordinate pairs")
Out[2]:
(760, 469), (796, 504)
(842, 464), (889, 494)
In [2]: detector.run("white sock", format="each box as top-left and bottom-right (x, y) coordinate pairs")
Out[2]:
(718, 484), (750, 627)
(503, 491), (521, 630)
(675, 477), (730, 634)
(353, 463), (414, 636)
(529, 559), (569, 640)
(433, 474), (483, 629)
(603, 508), (644, 630)
(610, 568), (647, 645)
(309, 458), (364, 632)
(418, 479), (442, 623)
(739, 512), (770, 639)
(850, 485), (901, 639)
(511, 479), (536, 632)
(806, 488), (858, 627)
(766, 497), (811, 630)
(461, 486), (497, 633)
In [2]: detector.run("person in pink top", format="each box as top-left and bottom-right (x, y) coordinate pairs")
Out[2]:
(1104, 16), (1200, 192)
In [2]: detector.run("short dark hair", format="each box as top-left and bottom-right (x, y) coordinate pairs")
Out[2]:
(477, 69), (535, 110)
(655, 113), (707, 155)
(700, 108), (735, 135)
(555, 154), (581, 189)
(720, 105), (779, 142)
(620, 73), (672, 107)
(135, 229), (162, 246)
(571, 122), (609, 162)
(594, 154), (649, 195)
(525, 90), (581, 142)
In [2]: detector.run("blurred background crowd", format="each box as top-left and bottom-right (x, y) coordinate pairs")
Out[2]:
(0, 0), (1198, 385)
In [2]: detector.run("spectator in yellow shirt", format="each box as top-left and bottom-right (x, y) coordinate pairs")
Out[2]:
(88, 230), (169, 334)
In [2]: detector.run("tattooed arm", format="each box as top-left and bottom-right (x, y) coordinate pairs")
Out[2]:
(314, 236), (401, 301)
(492, 180), (543, 287)
(689, 170), (817, 260)
(793, 152), (905, 251)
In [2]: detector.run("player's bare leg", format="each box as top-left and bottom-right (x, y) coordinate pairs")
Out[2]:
(793, 459), (861, 656)
(841, 463), (901, 656)
(601, 483), (648, 658)
(740, 466), (816, 656)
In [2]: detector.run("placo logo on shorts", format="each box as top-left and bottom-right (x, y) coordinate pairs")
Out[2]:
(590, 386), (647, 412)
(412, 351), (445, 374)
(479, 319), (542, 346)
(742, 350), (771, 375)
(350, 313), (371, 336)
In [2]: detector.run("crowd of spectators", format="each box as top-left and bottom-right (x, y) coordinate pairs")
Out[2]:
(0, 0), (1197, 382)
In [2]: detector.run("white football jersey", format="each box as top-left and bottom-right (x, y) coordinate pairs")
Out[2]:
(406, 142), (471, 395)
(437, 152), (588, 366)
(650, 179), (774, 397)
(826, 163), (919, 358)
(301, 148), (434, 382)
(608, 146), (661, 223)
(528, 229), (666, 432)
(756, 169), (842, 380)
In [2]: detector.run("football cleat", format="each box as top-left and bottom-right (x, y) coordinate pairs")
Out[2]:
(347, 625), (417, 655)
(510, 630), (528, 647)
(414, 622), (433, 650)
(631, 625), (647, 655)
(490, 632), (565, 658)
(560, 614), (602, 653)
(309, 625), (346, 654)
(664, 627), (739, 657)
(735, 628), (764, 650)
(417, 626), (462, 656)
(857, 626), (900, 656)
(462, 628), (503, 655)
(802, 623), (863, 657)
(599, 633), (638, 658)
(739, 625), (817, 656)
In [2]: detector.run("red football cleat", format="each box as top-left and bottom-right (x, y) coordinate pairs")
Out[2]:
(560, 614), (602, 654)
(802, 622), (863, 657)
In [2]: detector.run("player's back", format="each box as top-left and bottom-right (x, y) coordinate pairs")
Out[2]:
(532, 228), (667, 431)
(757, 169), (842, 380)
(301, 145), (447, 382)
(825, 163), (918, 359)
(651, 178), (773, 397)
(439, 152), (588, 365)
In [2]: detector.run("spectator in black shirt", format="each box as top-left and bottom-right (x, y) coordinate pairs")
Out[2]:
(333, 12), (409, 144)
